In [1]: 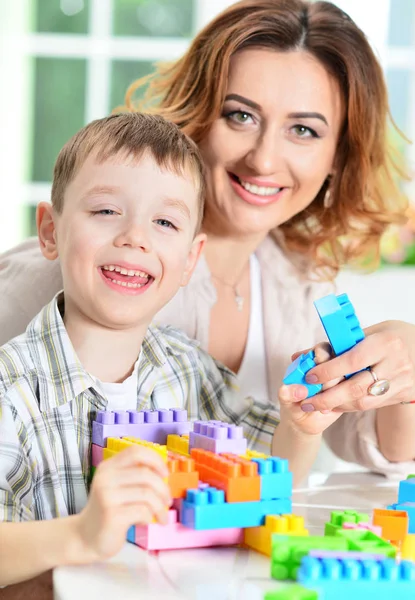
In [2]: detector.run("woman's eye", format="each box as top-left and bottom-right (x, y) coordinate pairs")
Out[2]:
(93, 209), (117, 216)
(292, 125), (318, 138)
(226, 110), (254, 125)
(155, 219), (177, 230)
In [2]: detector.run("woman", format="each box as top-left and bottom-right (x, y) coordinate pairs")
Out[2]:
(1, 0), (414, 480)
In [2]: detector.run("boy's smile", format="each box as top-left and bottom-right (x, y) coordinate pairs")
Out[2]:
(38, 151), (204, 334)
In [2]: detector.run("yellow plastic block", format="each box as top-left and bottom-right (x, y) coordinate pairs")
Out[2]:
(103, 437), (167, 461)
(242, 449), (270, 460)
(167, 434), (190, 456)
(244, 514), (309, 556)
(401, 534), (415, 561)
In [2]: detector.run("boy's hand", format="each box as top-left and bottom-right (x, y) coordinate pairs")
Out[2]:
(279, 343), (343, 436)
(75, 445), (171, 562)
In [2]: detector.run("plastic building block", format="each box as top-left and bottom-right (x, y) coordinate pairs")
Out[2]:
(103, 437), (168, 461)
(334, 529), (396, 557)
(283, 351), (322, 398)
(314, 293), (365, 357)
(270, 535), (348, 580)
(167, 451), (199, 499)
(92, 408), (192, 447)
(244, 514), (308, 556)
(91, 443), (103, 467)
(130, 508), (243, 550)
(251, 457), (293, 500)
(308, 549), (389, 561)
(387, 502), (415, 534)
(401, 534), (415, 561)
(398, 477), (415, 504)
(166, 433), (189, 456)
(298, 556), (415, 599)
(191, 449), (260, 503)
(244, 449), (270, 460)
(126, 525), (135, 544)
(180, 487), (291, 530)
(343, 521), (382, 536)
(372, 508), (408, 543)
(189, 420), (247, 454)
(325, 510), (369, 536)
(263, 586), (318, 600)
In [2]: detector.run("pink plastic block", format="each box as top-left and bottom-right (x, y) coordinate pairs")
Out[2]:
(132, 509), (243, 550)
(189, 420), (247, 454)
(309, 549), (387, 561)
(343, 522), (382, 536)
(92, 409), (192, 447)
(91, 444), (103, 467)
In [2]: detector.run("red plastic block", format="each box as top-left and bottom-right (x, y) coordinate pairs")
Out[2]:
(191, 449), (260, 503)
(167, 451), (199, 499)
(91, 443), (103, 467)
(132, 508), (243, 550)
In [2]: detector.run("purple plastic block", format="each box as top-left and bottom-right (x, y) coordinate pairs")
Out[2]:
(309, 550), (387, 561)
(189, 420), (247, 454)
(92, 408), (192, 447)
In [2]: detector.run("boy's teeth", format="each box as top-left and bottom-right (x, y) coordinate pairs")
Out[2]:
(238, 179), (281, 196)
(102, 265), (149, 278)
(107, 279), (146, 288)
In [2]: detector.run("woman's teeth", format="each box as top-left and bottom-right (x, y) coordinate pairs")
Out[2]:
(238, 178), (281, 196)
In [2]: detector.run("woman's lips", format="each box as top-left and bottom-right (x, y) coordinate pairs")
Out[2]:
(228, 173), (285, 206)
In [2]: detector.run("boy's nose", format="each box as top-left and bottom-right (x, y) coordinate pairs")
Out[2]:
(114, 223), (152, 251)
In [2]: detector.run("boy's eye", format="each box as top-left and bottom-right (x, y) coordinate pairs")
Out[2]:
(155, 218), (178, 230)
(93, 209), (117, 216)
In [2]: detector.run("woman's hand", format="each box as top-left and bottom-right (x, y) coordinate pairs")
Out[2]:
(279, 342), (344, 435)
(290, 321), (415, 414)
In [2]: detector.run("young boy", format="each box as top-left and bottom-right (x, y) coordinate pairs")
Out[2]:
(0, 113), (273, 586)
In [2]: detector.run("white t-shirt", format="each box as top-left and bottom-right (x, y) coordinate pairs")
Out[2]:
(237, 254), (270, 404)
(94, 353), (141, 411)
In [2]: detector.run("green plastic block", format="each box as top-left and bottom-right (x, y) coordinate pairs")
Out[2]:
(89, 466), (96, 484)
(264, 585), (318, 600)
(407, 474), (415, 480)
(324, 510), (369, 536)
(335, 528), (396, 557)
(271, 534), (348, 580)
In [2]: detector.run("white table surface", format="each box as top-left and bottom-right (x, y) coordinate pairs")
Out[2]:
(53, 471), (399, 600)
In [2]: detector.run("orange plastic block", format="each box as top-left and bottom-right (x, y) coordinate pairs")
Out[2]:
(244, 514), (309, 556)
(401, 534), (415, 561)
(167, 434), (190, 456)
(372, 508), (408, 543)
(190, 449), (260, 503)
(167, 451), (199, 498)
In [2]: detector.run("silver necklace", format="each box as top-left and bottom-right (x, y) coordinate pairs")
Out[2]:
(211, 274), (245, 311)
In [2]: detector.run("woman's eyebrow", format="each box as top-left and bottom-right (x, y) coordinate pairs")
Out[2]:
(288, 111), (328, 126)
(225, 93), (261, 111)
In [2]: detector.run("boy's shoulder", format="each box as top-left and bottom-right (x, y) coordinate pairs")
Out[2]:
(0, 331), (38, 398)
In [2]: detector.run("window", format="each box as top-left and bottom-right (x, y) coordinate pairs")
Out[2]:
(0, 0), (413, 251)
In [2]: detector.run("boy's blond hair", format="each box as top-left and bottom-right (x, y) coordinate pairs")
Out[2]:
(51, 112), (206, 231)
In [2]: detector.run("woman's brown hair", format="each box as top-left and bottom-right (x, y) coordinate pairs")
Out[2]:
(124, 0), (408, 277)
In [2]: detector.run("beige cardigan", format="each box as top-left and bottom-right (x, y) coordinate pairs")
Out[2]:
(0, 236), (413, 477)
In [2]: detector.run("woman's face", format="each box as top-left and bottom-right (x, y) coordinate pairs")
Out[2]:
(199, 48), (343, 240)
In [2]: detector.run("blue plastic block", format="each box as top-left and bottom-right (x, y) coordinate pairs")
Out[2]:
(180, 487), (292, 530)
(251, 457), (293, 500)
(387, 502), (415, 534)
(283, 351), (322, 398)
(127, 525), (135, 544)
(298, 556), (415, 600)
(398, 478), (415, 504)
(314, 293), (365, 357)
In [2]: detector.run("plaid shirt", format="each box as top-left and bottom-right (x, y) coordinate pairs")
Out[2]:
(0, 294), (279, 522)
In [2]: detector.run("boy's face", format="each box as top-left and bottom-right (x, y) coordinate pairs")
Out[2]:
(38, 152), (205, 331)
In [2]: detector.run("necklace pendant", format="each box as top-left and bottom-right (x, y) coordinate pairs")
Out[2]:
(235, 293), (244, 311)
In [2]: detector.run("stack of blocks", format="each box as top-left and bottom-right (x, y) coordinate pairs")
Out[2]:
(89, 294), (415, 598)
(91, 407), (293, 551)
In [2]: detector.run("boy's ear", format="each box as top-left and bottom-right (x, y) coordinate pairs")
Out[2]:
(37, 202), (59, 261)
(180, 233), (206, 287)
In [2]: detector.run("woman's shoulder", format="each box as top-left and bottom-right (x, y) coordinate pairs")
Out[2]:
(0, 238), (63, 344)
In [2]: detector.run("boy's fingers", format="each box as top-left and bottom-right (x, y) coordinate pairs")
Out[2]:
(114, 468), (171, 505)
(100, 445), (169, 477)
(279, 384), (309, 404)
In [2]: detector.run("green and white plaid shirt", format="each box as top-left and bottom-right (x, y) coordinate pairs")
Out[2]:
(0, 293), (279, 522)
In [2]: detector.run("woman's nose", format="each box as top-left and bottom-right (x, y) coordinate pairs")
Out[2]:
(245, 130), (283, 175)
